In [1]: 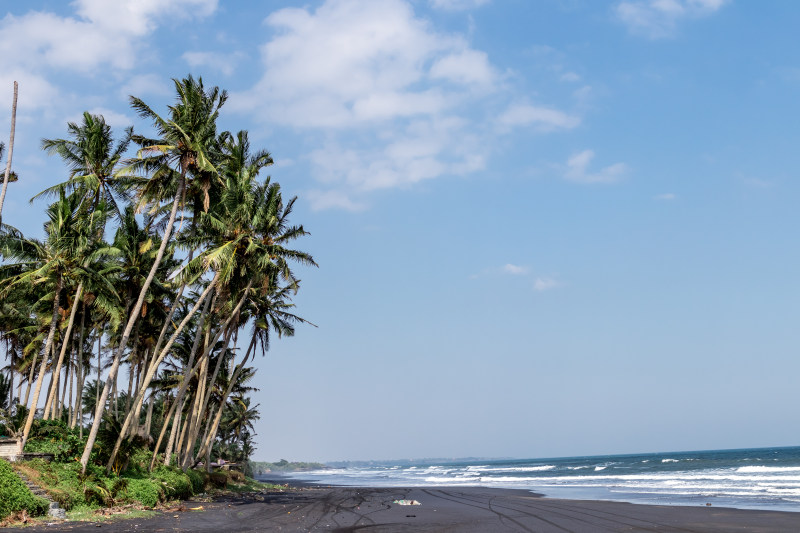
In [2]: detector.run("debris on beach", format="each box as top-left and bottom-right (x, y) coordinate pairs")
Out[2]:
(393, 499), (421, 506)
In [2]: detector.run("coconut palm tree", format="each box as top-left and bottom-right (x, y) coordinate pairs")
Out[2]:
(179, 132), (315, 468)
(81, 75), (228, 473)
(36, 112), (134, 215)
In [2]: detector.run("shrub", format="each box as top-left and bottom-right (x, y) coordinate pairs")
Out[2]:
(186, 468), (206, 493)
(151, 466), (193, 500)
(127, 448), (154, 474)
(0, 459), (49, 519)
(124, 478), (160, 508)
(209, 471), (228, 488)
(25, 419), (84, 462)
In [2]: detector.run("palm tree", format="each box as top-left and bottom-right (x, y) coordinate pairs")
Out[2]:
(0, 81), (18, 226)
(37, 112), (134, 215)
(42, 200), (114, 420)
(81, 75), (227, 473)
(180, 132), (316, 468)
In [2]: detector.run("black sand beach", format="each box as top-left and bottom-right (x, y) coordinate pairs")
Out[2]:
(10, 485), (800, 532)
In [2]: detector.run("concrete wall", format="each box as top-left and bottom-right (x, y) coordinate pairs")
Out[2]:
(0, 438), (22, 461)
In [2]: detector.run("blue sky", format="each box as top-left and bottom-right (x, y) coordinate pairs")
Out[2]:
(1, 0), (799, 462)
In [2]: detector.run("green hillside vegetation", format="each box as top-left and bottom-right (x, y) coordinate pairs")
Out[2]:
(0, 458), (49, 520)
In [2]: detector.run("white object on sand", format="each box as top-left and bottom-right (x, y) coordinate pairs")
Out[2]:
(393, 499), (421, 506)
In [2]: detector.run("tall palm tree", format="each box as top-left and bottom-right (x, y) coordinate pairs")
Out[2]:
(81, 75), (227, 473)
(36, 112), (134, 215)
(180, 132), (316, 468)
(42, 199), (115, 420)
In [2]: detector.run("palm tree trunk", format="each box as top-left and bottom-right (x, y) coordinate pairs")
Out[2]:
(106, 273), (218, 471)
(112, 373), (118, 420)
(143, 392), (154, 436)
(163, 395), (185, 467)
(59, 362), (69, 420)
(21, 274), (62, 448)
(24, 349), (37, 406)
(81, 176), (185, 473)
(68, 339), (74, 424)
(71, 312), (86, 428)
(0, 81), (18, 226)
(150, 394), (178, 472)
(195, 333), (256, 464)
(184, 324), (236, 470)
(44, 282), (83, 418)
(95, 333), (102, 410)
(176, 282), (251, 469)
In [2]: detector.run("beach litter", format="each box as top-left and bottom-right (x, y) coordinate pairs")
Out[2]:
(393, 499), (421, 506)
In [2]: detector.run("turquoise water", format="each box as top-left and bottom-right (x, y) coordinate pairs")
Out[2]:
(277, 446), (800, 512)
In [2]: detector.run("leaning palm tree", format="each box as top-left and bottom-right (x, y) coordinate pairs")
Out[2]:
(180, 134), (316, 468)
(81, 75), (227, 473)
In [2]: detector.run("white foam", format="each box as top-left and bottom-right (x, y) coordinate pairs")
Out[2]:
(467, 465), (555, 473)
(662, 459), (679, 463)
(737, 466), (800, 473)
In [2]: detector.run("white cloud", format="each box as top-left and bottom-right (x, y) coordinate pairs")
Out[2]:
(560, 72), (581, 82)
(655, 192), (676, 200)
(69, 108), (134, 130)
(306, 189), (367, 212)
(232, 0), (482, 128)
(183, 51), (245, 76)
(498, 103), (580, 131)
(119, 74), (171, 100)
(502, 264), (529, 275)
(0, 70), (59, 114)
(0, 1), (218, 73)
(227, 0), (575, 210)
(615, 0), (729, 39)
(564, 150), (627, 184)
(533, 277), (561, 292)
(429, 0), (491, 10)
(229, 0), (519, 208)
(308, 116), (483, 192)
(429, 49), (495, 86)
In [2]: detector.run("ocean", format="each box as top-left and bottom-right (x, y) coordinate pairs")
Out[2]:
(275, 446), (800, 512)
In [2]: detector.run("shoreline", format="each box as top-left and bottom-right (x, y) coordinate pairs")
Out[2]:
(13, 479), (800, 532)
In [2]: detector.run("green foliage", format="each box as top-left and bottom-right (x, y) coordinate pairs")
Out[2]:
(24, 419), (85, 462)
(16, 459), (131, 510)
(150, 465), (192, 500)
(0, 459), (49, 519)
(125, 447), (154, 474)
(123, 478), (160, 508)
(185, 468), (206, 493)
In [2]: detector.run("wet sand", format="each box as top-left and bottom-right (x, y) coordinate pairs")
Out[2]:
(10, 485), (800, 532)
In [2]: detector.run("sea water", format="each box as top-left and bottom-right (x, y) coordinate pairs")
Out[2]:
(275, 446), (800, 512)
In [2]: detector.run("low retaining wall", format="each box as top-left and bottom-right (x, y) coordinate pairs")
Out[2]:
(0, 437), (22, 461)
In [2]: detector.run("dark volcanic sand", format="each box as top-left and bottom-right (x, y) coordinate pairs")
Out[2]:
(9, 486), (800, 532)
